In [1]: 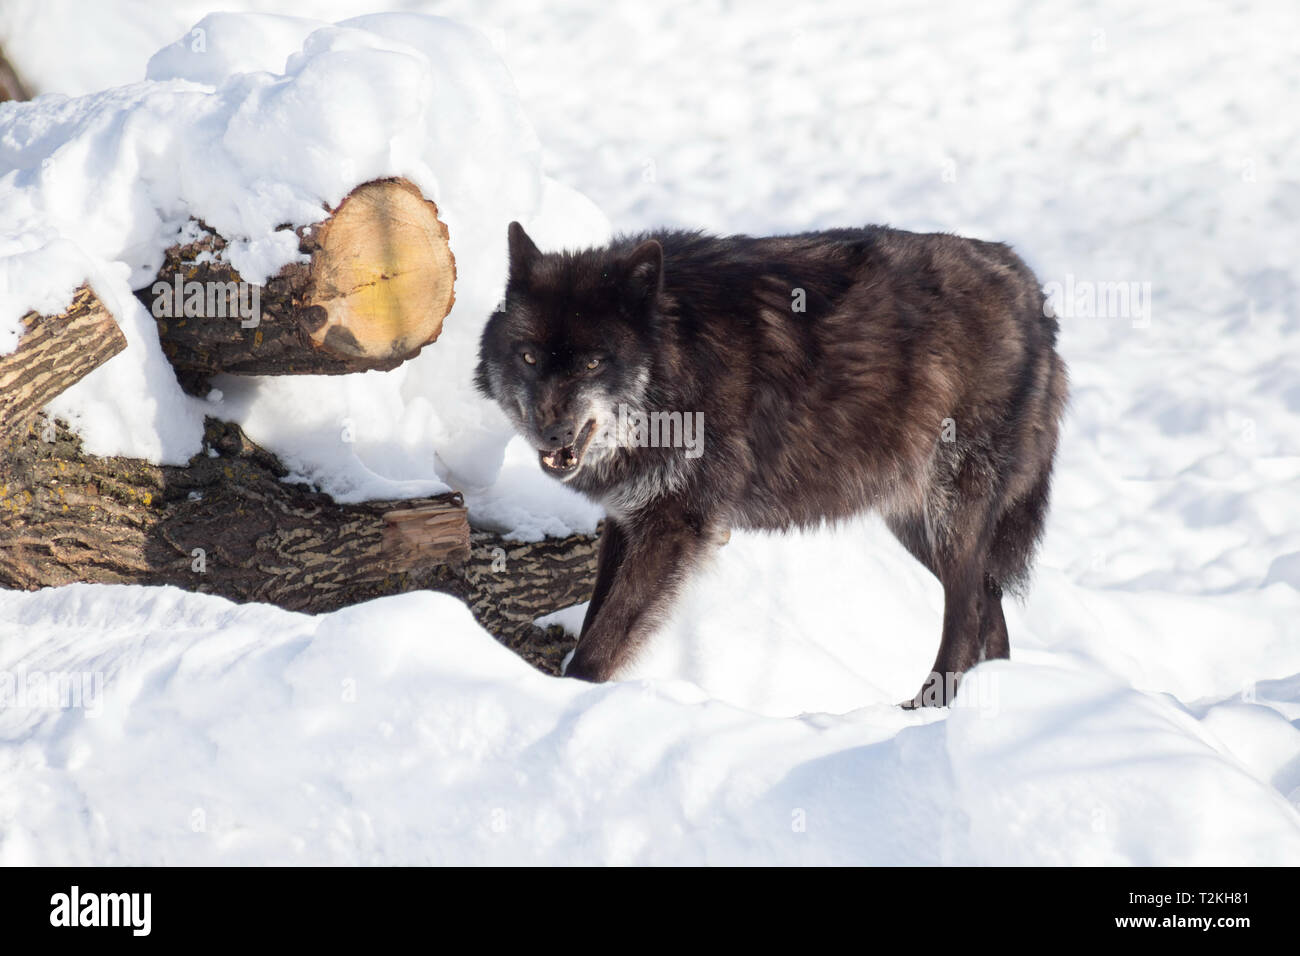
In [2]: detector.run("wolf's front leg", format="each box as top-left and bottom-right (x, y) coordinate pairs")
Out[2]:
(566, 503), (720, 682)
(579, 518), (628, 634)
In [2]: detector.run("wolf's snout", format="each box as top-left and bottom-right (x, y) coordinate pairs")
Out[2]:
(539, 420), (577, 448)
(536, 418), (598, 480)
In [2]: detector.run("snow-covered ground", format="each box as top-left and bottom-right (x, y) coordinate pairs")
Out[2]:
(1, 0), (1298, 864)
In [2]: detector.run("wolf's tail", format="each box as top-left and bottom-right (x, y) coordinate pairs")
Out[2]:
(987, 352), (1068, 595)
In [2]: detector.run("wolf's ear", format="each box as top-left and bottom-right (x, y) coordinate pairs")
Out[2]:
(507, 221), (541, 280)
(623, 239), (663, 303)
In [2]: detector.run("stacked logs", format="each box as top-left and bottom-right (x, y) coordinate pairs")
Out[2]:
(0, 179), (594, 674)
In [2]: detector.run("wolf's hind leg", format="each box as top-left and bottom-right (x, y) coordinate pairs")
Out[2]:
(906, 560), (987, 707)
(979, 574), (1009, 661)
(902, 475), (1011, 706)
(885, 512), (939, 579)
(889, 510), (988, 705)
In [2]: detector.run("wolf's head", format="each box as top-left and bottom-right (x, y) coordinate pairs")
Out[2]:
(475, 222), (663, 482)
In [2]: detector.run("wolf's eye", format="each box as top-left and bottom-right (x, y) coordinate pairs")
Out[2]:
(586, 358), (601, 370)
(522, 352), (536, 365)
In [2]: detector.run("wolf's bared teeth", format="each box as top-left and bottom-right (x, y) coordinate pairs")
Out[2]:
(538, 420), (598, 474)
(541, 445), (579, 471)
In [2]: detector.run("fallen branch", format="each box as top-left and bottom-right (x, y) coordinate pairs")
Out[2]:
(0, 285), (126, 441)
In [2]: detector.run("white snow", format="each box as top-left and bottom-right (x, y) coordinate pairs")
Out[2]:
(1, 0), (1299, 864)
(1, 583), (1296, 865)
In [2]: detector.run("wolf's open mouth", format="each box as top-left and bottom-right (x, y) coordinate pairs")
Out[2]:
(539, 419), (597, 479)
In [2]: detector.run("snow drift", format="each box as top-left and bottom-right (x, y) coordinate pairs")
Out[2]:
(2, 583), (1297, 865)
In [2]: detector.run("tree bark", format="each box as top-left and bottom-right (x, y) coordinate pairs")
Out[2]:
(0, 416), (469, 611)
(0, 417), (597, 675)
(0, 285), (126, 441)
(137, 178), (456, 391)
(462, 529), (599, 673)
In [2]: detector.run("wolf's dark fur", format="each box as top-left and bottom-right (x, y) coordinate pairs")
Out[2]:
(476, 222), (1067, 705)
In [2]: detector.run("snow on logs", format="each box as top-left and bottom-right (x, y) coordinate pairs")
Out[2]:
(0, 179), (478, 615)
(0, 179), (601, 667)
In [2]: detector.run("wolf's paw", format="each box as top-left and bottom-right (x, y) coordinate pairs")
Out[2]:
(562, 651), (603, 683)
(901, 671), (960, 708)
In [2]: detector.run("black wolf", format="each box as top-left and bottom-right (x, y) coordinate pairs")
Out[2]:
(476, 222), (1067, 705)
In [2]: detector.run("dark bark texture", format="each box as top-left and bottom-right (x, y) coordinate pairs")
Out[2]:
(0, 417), (595, 674)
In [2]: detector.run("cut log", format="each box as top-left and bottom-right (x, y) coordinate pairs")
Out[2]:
(0, 417), (597, 674)
(304, 179), (456, 362)
(138, 178), (456, 390)
(0, 285), (126, 440)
